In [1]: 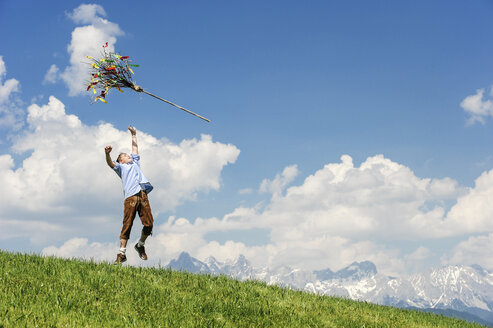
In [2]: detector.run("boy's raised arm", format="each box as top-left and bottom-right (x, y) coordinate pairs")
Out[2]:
(105, 145), (116, 168)
(129, 126), (138, 155)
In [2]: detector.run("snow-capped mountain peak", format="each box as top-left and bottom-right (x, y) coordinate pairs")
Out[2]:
(167, 252), (209, 274)
(335, 261), (377, 280)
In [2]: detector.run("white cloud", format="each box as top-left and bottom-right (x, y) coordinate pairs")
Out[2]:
(460, 87), (493, 125)
(261, 155), (463, 241)
(259, 164), (298, 196)
(0, 56), (19, 103)
(444, 169), (493, 234)
(59, 4), (124, 96)
(0, 95), (239, 246)
(0, 218), (64, 244)
(407, 246), (432, 261)
(43, 64), (59, 84)
(443, 233), (493, 271)
(42, 237), (120, 263)
(67, 4), (106, 24)
(238, 188), (253, 195)
(0, 56), (23, 129)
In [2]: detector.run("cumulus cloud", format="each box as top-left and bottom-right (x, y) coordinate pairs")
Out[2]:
(0, 56), (19, 103)
(43, 238), (116, 263)
(43, 64), (59, 84)
(444, 169), (493, 234)
(0, 218), (64, 245)
(443, 233), (493, 271)
(0, 56), (23, 128)
(407, 246), (432, 261)
(67, 4), (106, 24)
(0, 96), (239, 246)
(261, 155), (464, 240)
(259, 164), (298, 196)
(460, 87), (493, 125)
(402, 246), (434, 274)
(59, 4), (123, 96)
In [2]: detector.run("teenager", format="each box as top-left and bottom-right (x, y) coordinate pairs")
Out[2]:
(104, 126), (154, 264)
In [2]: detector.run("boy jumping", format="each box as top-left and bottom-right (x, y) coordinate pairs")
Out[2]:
(105, 126), (154, 264)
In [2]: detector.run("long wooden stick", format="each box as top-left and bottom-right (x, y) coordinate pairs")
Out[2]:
(142, 90), (210, 123)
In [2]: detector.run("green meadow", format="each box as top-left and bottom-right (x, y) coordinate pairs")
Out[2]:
(0, 250), (484, 327)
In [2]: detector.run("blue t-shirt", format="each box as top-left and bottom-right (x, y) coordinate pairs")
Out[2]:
(113, 154), (150, 199)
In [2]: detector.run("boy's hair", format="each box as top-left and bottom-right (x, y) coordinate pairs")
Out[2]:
(116, 153), (125, 163)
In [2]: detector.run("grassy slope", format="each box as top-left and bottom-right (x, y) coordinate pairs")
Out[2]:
(0, 251), (485, 327)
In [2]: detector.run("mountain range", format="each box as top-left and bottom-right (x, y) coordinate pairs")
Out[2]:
(167, 252), (493, 326)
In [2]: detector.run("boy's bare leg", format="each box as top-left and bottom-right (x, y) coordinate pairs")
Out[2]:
(114, 239), (128, 264)
(119, 234), (147, 248)
(120, 239), (128, 249)
(139, 231), (149, 243)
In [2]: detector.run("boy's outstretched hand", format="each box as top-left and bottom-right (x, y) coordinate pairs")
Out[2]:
(128, 126), (136, 135)
(104, 145), (116, 168)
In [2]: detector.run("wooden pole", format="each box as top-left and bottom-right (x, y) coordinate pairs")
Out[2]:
(142, 90), (210, 123)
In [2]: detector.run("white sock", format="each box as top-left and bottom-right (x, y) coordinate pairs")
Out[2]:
(120, 247), (126, 255)
(137, 240), (145, 247)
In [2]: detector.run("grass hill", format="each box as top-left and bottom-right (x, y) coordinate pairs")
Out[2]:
(0, 250), (485, 327)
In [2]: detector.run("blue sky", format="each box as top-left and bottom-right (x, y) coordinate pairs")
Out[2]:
(1, 1), (493, 275)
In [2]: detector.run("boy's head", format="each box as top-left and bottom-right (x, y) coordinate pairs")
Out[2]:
(116, 153), (132, 164)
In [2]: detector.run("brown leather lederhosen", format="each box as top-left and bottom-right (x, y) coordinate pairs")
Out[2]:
(120, 190), (153, 240)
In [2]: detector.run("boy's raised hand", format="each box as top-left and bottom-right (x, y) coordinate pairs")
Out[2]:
(105, 145), (112, 153)
(128, 126), (137, 135)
